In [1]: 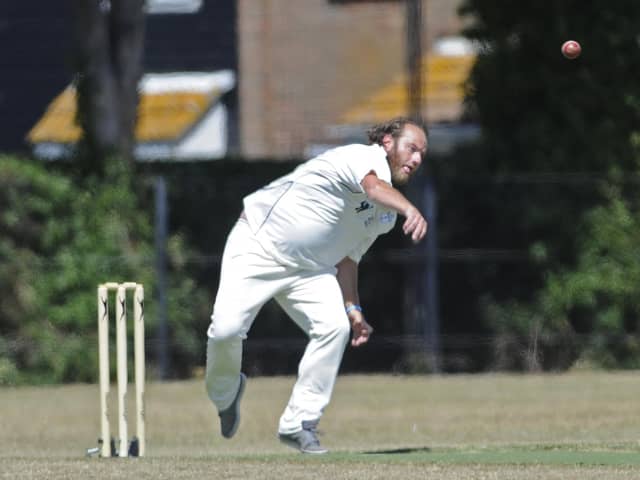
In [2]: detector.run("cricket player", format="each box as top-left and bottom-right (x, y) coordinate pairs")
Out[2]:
(205, 117), (428, 453)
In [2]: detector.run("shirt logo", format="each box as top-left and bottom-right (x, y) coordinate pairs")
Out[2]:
(355, 201), (373, 213)
(379, 212), (395, 224)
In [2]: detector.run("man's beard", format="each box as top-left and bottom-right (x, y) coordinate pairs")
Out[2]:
(388, 148), (410, 185)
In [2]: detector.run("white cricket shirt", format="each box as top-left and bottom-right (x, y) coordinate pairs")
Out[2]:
(242, 143), (397, 270)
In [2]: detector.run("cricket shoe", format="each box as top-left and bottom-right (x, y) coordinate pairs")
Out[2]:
(218, 373), (247, 438)
(278, 420), (328, 454)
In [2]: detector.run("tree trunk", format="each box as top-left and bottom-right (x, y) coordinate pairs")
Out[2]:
(71, 0), (145, 174)
(110, 0), (146, 158)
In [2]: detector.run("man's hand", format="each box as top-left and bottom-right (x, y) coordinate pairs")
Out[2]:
(347, 310), (373, 347)
(403, 206), (428, 244)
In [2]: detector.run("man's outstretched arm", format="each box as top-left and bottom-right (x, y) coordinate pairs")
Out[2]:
(361, 172), (428, 243)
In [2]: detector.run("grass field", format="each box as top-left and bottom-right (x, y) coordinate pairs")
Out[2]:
(1, 372), (639, 479)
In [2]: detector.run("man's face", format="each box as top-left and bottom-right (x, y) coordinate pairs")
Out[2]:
(383, 124), (427, 185)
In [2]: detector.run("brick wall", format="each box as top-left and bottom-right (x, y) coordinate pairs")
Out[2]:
(238, 0), (464, 159)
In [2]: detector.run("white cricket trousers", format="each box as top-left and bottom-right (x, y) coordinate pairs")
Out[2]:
(205, 218), (351, 434)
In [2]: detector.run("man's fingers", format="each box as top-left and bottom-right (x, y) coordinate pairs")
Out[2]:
(351, 335), (368, 347)
(403, 216), (417, 234)
(412, 220), (427, 243)
(403, 216), (428, 243)
(351, 322), (373, 347)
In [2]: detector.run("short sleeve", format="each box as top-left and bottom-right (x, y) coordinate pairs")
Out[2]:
(322, 144), (392, 193)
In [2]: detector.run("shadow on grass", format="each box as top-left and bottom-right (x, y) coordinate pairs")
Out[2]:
(357, 446), (640, 466)
(362, 447), (431, 455)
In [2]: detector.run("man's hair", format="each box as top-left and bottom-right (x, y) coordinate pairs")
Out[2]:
(366, 117), (426, 146)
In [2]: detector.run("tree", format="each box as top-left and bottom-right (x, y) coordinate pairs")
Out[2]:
(455, 1), (640, 369)
(459, 0), (640, 174)
(540, 182), (640, 368)
(71, 0), (146, 174)
(0, 155), (211, 384)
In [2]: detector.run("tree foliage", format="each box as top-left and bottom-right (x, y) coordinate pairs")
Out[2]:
(0, 157), (209, 384)
(538, 183), (640, 368)
(457, 1), (640, 369)
(459, 0), (640, 173)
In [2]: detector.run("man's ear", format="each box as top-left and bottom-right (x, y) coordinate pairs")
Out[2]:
(381, 133), (394, 151)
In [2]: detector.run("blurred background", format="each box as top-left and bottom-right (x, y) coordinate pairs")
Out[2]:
(1, 0), (639, 384)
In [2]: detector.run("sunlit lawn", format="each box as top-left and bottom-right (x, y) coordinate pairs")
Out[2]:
(1, 372), (639, 479)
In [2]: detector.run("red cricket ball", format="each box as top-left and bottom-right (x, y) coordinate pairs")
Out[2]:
(561, 40), (581, 60)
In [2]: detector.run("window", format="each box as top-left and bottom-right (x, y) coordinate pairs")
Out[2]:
(145, 0), (202, 14)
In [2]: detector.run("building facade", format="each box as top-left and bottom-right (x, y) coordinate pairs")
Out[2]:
(237, 0), (467, 160)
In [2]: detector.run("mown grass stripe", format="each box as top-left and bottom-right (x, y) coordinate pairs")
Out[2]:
(222, 447), (640, 466)
(358, 449), (640, 466)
